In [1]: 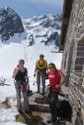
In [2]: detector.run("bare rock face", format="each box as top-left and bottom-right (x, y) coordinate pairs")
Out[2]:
(0, 7), (24, 41)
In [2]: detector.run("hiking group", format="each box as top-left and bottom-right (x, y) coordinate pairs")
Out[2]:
(12, 54), (67, 125)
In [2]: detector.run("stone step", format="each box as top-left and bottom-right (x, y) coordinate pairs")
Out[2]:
(29, 93), (50, 112)
(30, 104), (50, 112)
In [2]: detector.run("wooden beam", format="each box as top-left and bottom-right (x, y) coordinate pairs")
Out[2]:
(50, 51), (63, 53)
(63, 18), (69, 24)
(59, 44), (64, 51)
(78, 33), (84, 43)
(59, 0), (73, 51)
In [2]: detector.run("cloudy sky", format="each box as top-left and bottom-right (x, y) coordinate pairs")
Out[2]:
(0, 0), (64, 19)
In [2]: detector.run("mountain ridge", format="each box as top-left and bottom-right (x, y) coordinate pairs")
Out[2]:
(22, 14), (62, 47)
(0, 7), (24, 42)
(0, 7), (62, 47)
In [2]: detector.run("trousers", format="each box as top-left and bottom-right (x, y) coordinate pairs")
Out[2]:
(37, 70), (46, 93)
(49, 91), (58, 116)
(15, 81), (30, 112)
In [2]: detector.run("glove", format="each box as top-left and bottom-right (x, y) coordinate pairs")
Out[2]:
(42, 73), (48, 79)
(34, 74), (36, 77)
(22, 87), (27, 92)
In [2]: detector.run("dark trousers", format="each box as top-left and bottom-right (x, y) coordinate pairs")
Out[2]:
(49, 91), (58, 117)
(37, 69), (46, 93)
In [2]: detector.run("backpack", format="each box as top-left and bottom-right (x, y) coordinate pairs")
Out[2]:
(56, 99), (72, 121)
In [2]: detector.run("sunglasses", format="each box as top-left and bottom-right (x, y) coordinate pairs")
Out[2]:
(48, 65), (53, 68)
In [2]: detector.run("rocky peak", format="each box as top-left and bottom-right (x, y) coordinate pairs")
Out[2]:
(23, 14), (62, 47)
(0, 7), (24, 41)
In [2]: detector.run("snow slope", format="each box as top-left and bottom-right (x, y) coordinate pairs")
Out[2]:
(0, 37), (62, 125)
(0, 39), (62, 78)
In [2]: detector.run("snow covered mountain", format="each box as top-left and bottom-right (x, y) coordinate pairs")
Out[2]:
(0, 7), (62, 47)
(0, 7), (24, 42)
(23, 14), (61, 47)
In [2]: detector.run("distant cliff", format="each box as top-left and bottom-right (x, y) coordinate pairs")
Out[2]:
(0, 7), (24, 41)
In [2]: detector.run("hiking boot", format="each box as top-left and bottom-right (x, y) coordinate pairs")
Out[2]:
(52, 121), (57, 125)
(36, 90), (40, 93)
(41, 93), (45, 96)
(52, 115), (56, 121)
(47, 116), (57, 123)
(52, 115), (57, 125)
(18, 110), (23, 114)
(25, 110), (31, 114)
(47, 118), (52, 123)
